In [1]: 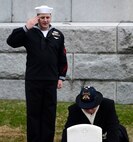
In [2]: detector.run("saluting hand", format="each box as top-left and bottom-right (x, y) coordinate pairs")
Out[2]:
(26, 16), (39, 30)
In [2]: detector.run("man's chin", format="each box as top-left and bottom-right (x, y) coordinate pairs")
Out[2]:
(41, 25), (49, 30)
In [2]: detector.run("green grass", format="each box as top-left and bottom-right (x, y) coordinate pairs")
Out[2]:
(0, 100), (26, 130)
(116, 104), (133, 125)
(0, 100), (133, 142)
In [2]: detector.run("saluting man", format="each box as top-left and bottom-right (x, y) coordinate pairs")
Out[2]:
(7, 5), (68, 142)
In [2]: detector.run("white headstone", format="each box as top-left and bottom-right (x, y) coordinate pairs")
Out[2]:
(67, 124), (102, 142)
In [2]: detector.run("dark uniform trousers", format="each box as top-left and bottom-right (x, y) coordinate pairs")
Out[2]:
(25, 80), (58, 142)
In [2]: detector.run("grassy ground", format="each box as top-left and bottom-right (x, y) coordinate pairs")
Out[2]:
(0, 100), (132, 142)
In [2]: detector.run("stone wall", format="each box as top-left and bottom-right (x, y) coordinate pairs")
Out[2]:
(1, 0), (133, 22)
(0, 22), (133, 104)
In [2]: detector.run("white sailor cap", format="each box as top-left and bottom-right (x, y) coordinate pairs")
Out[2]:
(35, 5), (53, 14)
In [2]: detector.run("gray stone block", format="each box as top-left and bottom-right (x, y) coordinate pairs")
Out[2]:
(117, 82), (133, 104)
(12, 0), (71, 22)
(0, 53), (26, 79)
(82, 81), (116, 101)
(0, 79), (25, 100)
(0, 0), (11, 22)
(61, 23), (117, 53)
(0, 23), (25, 52)
(66, 54), (73, 79)
(74, 54), (133, 80)
(72, 0), (133, 22)
(118, 23), (133, 53)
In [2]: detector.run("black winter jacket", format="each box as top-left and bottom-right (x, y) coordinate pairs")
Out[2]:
(61, 98), (120, 142)
(7, 25), (68, 81)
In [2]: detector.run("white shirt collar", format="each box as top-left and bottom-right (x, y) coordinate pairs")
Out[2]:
(82, 105), (100, 124)
(41, 30), (49, 37)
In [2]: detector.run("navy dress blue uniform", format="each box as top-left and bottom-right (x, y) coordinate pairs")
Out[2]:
(61, 86), (129, 142)
(7, 11), (67, 142)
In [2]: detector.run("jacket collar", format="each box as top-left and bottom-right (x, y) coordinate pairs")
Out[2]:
(33, 24), (53, 31)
